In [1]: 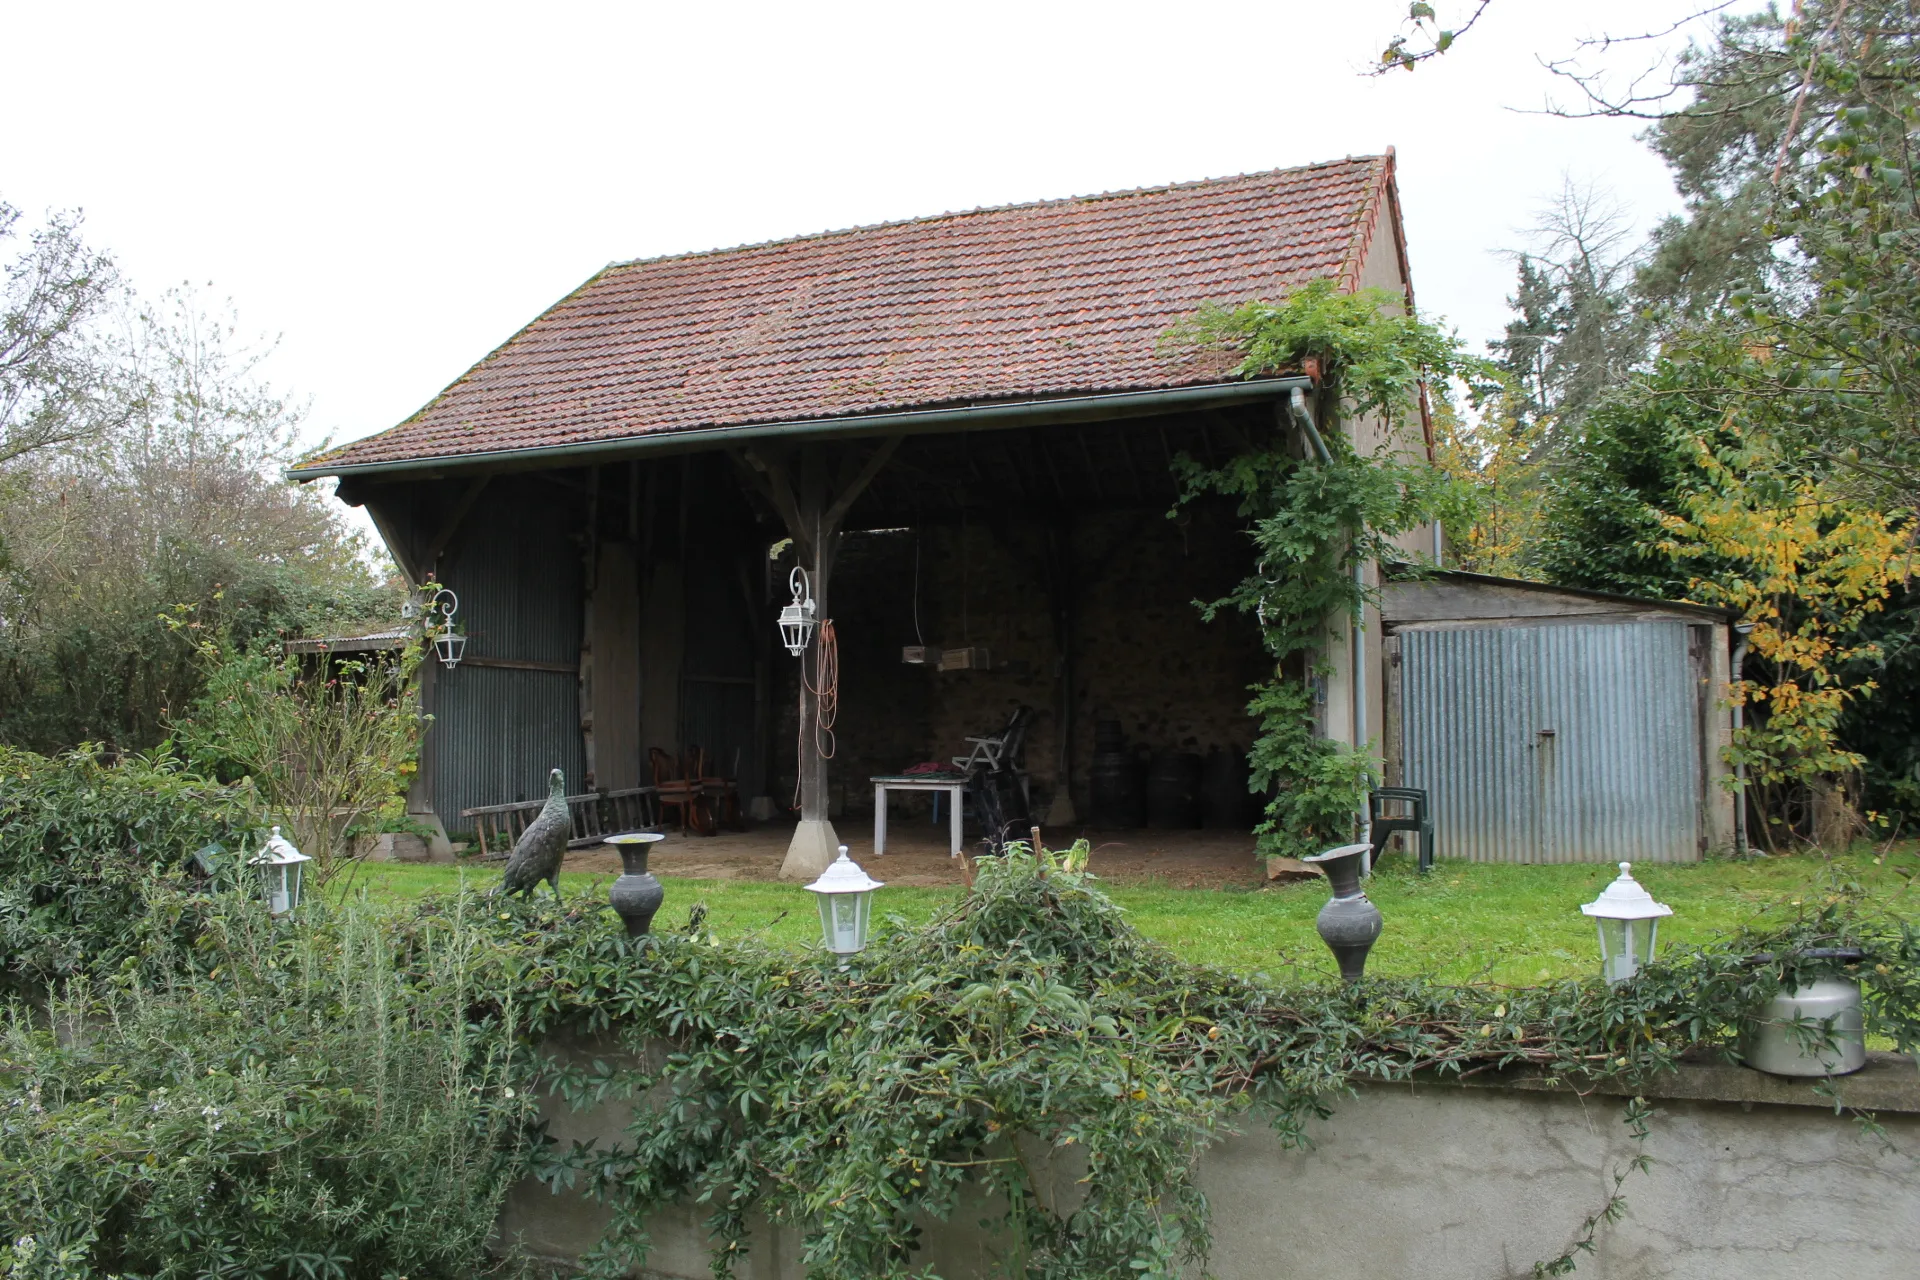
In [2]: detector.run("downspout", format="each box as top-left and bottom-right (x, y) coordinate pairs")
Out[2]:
(1731, 622), (1755, 857)
(1288, 389), (1374, 859)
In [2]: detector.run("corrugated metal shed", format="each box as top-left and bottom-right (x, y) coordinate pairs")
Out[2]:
(1384, 571), (1733, 864)
(1400, 623), (1702, 863)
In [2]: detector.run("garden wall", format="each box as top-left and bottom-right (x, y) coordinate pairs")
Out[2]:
(498, 1042), (1920, 1279)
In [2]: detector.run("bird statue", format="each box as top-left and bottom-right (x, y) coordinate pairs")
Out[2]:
(501, 767), (570, 901)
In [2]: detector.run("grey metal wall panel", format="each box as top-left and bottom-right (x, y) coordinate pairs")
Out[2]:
(431, 485), (586, 832)
(1402, 621), (1701, 864)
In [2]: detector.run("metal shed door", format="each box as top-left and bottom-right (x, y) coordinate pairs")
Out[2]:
(1401, 621), (1701, 863)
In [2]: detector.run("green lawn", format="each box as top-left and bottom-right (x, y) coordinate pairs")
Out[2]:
(341, 849), (1916, 987)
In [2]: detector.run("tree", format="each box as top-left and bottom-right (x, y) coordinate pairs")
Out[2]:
(1489, 180), (1648, 452)
(0, 201), (120, 466)
(1659, 432), (1915, 848)
(1552, 2), (1920, 513)
(0, 286), (397, 752)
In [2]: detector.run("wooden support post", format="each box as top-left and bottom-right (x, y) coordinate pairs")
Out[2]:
(743, 438), (900, 879)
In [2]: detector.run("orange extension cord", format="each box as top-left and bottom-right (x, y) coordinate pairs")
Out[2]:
(792, 619), (839, 811)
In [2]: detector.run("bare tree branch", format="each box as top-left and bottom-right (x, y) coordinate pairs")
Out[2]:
(1370, 0), (1494, 75)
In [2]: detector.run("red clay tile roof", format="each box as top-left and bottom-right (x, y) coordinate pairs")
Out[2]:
(304, 153), (1401, 473)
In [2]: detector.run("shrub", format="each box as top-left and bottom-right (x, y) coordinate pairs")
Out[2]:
(0, 745), (257, 991)
(0, 892), (535, 1279)
(169, 640), (424, 880)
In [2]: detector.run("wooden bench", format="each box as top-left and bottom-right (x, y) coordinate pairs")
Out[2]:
(460, 786), (661, 859)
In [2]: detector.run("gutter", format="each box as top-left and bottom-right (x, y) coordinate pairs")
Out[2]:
(287, 377), (1315, 481)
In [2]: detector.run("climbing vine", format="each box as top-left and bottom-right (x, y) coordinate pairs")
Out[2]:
(1169, 281), (1484, 858)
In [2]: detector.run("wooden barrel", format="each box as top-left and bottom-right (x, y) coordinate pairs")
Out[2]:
(1145, 750), (1202, 829)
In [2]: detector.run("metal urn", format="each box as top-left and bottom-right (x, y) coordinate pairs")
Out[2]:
(606, 832), (666, 937)
(1304, 842), (1383, 982)
(1741, 949), (1868, 1078)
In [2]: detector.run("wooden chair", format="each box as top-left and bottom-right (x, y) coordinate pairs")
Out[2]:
(692, 745), (744, 830)
(649, 747), (714, 836)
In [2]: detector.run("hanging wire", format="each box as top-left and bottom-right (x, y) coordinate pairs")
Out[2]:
(789, 617), (840, 807)
(912, 531), (925, 646)
(805, 618), (839, 760)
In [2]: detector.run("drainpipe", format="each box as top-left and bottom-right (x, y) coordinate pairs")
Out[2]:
(1731, 622), (1755, 857)
(1288, 389), (1374, 861)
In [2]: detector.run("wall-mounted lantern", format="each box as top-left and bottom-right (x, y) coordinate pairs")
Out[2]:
(427, 588), (466, 669)
(779, 567), (817, 657)
(1581, 862), (1673, 985)
(804, 845), (882, 959)
(249, 826), (313, 916)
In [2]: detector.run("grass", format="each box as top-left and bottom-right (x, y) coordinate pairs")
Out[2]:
(341, 847), (1917, 988)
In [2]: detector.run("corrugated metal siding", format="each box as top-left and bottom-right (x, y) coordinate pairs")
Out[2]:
(1402, 621), (1701, 863)
(431, 488), (586, 832)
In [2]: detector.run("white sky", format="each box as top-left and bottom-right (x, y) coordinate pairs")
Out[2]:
(2, 1), (1724, 460)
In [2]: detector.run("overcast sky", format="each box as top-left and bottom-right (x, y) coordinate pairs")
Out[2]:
(3, 1), (1725, 458)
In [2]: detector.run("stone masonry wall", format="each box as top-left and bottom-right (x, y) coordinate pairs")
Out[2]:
(785, 504), (1270, 825)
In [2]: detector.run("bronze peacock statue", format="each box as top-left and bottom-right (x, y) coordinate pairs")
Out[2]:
(501, 768), (570, 900)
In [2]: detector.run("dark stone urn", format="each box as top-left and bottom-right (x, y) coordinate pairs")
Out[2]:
(607, 833), (666, 937)
(1303, 842), (1383, 982)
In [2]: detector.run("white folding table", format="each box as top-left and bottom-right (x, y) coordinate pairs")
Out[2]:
(870, 773), (968, 857)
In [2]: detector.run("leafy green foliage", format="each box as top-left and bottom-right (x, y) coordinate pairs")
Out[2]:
(0, 892), (535, 1279)
(1169, 283), (1476, 858)
(1169, 281), (1489, 431)
(489, 848), (1919, 1279)
(170, 638), (425, 876)
(0, 745), (256, 991)
(7, 828), (1914, 1279)
(1536, 342), (1743, 598)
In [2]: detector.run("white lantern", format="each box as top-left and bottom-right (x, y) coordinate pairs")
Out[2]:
(1580, 862), (1673, 985)
(427, 588), (466, 669)
(804, 846), (882, 959)
(778, 567), (817, 657)
(249, 826), (313, 916)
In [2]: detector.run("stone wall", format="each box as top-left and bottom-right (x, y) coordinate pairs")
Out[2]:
(498, 1043), (1920, 1279)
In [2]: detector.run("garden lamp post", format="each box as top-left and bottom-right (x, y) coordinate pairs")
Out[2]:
(804, 845), (882, 961)
(1581, 862), (1672, 985)
(249, 826), (313, 917)
(778, 567), (817, 657)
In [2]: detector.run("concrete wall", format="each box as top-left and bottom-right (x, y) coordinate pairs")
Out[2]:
(499, 1043), (1920, 1279)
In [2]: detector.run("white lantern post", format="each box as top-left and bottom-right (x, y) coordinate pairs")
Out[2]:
(249, 826), (313, 917)
(1581, 862), (1673, 985)
(804, 845), (882, 961)
(778, 567), (817, 657)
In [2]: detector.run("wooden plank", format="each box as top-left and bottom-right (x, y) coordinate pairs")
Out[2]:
(592, 541), (644, 790)
(461, 655), (579, 674)
(424, 476), (491, 577)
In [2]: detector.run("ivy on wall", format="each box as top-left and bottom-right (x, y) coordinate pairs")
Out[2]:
(1167, 281), (1483, 858)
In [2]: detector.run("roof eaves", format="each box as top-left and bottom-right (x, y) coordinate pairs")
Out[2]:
(288, 376), (1313, 480)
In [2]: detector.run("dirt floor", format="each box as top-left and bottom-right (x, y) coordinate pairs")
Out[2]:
(560, 819), (1274, 889)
